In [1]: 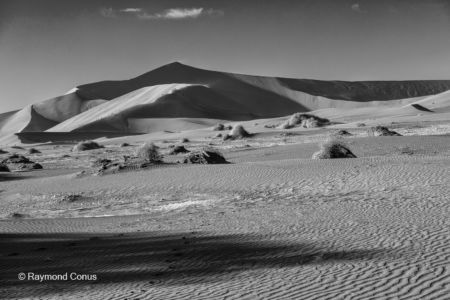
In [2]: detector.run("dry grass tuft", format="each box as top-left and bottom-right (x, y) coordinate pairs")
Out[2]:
(312, 139), (357, 159)
(73, 141), (104, 152)
(136, 142), (163, 163)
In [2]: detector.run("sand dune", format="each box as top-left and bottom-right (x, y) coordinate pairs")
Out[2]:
(1, 62), (450, 145)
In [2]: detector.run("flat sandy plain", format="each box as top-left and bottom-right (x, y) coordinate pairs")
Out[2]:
(1, 119), (450, 300)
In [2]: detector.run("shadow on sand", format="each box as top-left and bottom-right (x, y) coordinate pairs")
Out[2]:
(1, 231), (392, 298)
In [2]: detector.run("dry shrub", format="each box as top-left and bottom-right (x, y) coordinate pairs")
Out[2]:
(371, 126), (402, 137)
(27, 148), (41, 154)
(0, 163), (10, 172)
(312, 139), (357, 159)
(169, 145), (190, 155)
(120, 143), (130, 147)
(136, 142), (162, 163)
(73, 141), (104, 152)
(213, 123), (225, 131)
(280, 113), (330, 129)
(182, 148), (228, 164)
(224, 124), (251, 140)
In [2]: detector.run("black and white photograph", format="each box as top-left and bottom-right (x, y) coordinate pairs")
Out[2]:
(1, 0), (450, 299)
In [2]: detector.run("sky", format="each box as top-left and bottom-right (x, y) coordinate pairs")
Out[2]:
(1, 0), (450, 111)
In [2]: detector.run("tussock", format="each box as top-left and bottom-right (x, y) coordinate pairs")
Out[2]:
(371, 126), (402, 136)
(169, 145), (190, 155)
(280, 113), (330, 129)
(213, 123), (225, 131)
(73, 141), (104, 152)
(0, 163), (10, 172)
(136, 142), (163, 163)
(312, 139), (357, 159)
(27, 148), (41, 154)
(224, 124), (251, 140)
(182, 148), (229, 164)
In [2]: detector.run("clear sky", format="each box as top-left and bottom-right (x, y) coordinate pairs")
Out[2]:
(1, 0), (450, 111)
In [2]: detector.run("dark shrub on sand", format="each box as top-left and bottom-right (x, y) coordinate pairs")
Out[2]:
(181, 138), (190, 143)
(335, 130), (352, 136)
(91, 158), (112, 168)
(280, 113), (330, 129)
(136, 142), (162, 163)
(72, 141), (104, 152)
(2, 154), (32, 164)
(371, 126), (402, 137)
(312, 139), (357, 159)
(0, 163), (10, 172)
(182, 148), (228, 164)
(27, 148), (41, 154)
(120, 143), (130, 147)
(223, 124), (251, 140)
(213, 123), (225, 131)
(169, 145), (190, 155)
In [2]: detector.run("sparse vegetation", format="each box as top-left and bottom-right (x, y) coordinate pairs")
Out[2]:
(356, 123), (366, 127)
(280, 113), (330, 129)
(72, 141), (104, 152)
(182, 148), (229, 164)
(216, 133), (223, 138)
(169, 145), (190, 155)
(223, 124), (251, 140)
(27, 148), (41, 154)
(213, 123), (225, 131)
(11, 146), (24, 150)
(181, 138), (190, 143)
(334, 129), (352, 136)
(312, 139), (357, 159)
(91, 158), (112, 168)
(120, 143), (130, 147)
(371, 126), (402, 137)
(0, 163), (10, 172)
(136, 142), (163, 163)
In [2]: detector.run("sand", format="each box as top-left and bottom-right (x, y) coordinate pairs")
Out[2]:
(1, 125), (450, 299)
(1, 62), (450, 299)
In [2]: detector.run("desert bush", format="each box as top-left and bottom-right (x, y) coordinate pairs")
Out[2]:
(0, 163), (10, 172)
(181, 138), (190, 143)
(224, 124), (251, 140)
(136, 142), (163, 163)
(334, 129), (352, 136)
(27, 148), (41, 154)
(280, 113), (330, 129)
(213, 123), (225, 131)
(216, 133), (223, 138)
(169, 145), (190, 155)
(371, 126), (402, 137)
(72, 141), (104, 152)
(120, 143), (130, 147)
(182, 148), (228, 164)
(312, 139), (357, 159)
(2, 154), (31, 164)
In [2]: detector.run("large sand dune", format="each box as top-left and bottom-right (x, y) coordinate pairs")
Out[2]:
(1, 62), (450, 144)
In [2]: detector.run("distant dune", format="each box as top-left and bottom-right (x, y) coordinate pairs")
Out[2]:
(1, 62), (450, 143)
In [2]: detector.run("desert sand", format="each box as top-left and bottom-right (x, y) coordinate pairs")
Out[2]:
(1, 63), (450, 299)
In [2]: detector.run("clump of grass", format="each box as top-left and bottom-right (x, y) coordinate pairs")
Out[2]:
(27, 148), (41, 154)
(72, 141), (104, 152)
(371, 126), (402, 137)
(136, 142), (163, 163)
(312, 139), (357, 159)
(0, 163), (10, 172)
(169, 145), (190, 155)
(181, 138), (190, 143)
(120, 143), (130, 147)
(280, 113), (330, 129)
(213, 123), (225, 131)
(182, 148), (229, 164)
(223, 124), (251, 140)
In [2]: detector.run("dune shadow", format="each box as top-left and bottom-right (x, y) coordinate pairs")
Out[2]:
(0, 173), (30, 182)
(0, 231), (392, 298)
